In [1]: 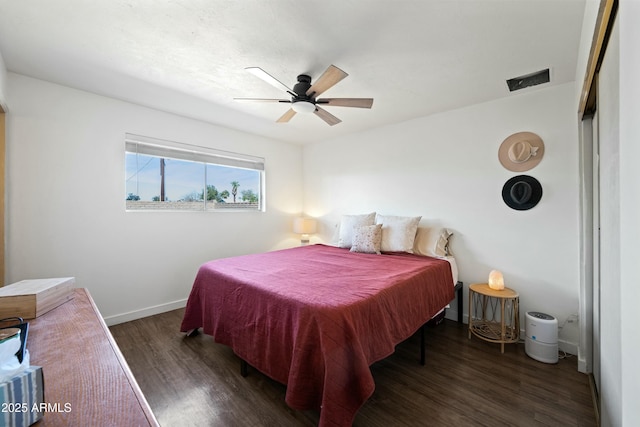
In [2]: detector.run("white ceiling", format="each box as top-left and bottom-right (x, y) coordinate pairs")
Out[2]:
(0, 0), (586, 144)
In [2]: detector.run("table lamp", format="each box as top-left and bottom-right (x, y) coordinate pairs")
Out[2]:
(488, 270), (505, 291)
(293, 217), (317, 245)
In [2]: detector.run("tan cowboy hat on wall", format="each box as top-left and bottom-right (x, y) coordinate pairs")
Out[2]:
(498, 131), (545, 172)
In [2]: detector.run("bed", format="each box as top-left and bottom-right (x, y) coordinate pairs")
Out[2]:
(180, 242), (457, 426)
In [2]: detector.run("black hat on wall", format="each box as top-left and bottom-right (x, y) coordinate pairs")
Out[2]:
(502, 175), (543, 210)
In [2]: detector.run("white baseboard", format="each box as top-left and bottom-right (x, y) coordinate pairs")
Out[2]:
(558, 338), (579, 357)
(104, 298), (188, 326)
(444, 309), (467, 323)
(444, 312), (581, 362)
(518, 329), (579, 357)
(103, 304), (581, 360)
(578, 355), (589, 373)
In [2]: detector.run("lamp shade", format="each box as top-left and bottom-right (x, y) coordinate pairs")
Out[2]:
(293, 217), (317, 234)
(488, 270), (505, 291)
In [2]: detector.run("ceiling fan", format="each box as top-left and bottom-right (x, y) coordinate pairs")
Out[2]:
(234, 64), (373, 126)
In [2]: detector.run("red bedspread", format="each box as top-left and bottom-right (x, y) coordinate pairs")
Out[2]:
(180, 244), (454, 426)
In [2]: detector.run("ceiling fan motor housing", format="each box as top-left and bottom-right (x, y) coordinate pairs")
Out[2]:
(293, 74), (313, 99)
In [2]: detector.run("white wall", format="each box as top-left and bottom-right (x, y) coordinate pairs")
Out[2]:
(5, 73), (303, 324)
(0, 49), (7, 110)
(303, 82), (581, 349)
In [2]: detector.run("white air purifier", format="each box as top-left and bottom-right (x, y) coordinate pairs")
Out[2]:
(525, 312), (558, 364)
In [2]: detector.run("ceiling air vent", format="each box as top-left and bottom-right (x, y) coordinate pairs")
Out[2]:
(506, 68), (550, 92)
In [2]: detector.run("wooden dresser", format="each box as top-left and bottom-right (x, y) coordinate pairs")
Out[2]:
(27, 288), (159, 426)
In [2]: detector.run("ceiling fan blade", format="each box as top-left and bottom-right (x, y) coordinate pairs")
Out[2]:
(306, 65), (348, 97)
(316, 98), (374, 108)
(276, 108), (297, 123)
(314, 106), (342, 126)
(234, 98), (291, 103)
(245, 67), (294, 95)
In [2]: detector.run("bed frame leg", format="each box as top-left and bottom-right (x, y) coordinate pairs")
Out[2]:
(185, 328), (199, 337)
(455, 281), (464, 323)
(420, 324), (426, 366)
(240, 359), (249, 377)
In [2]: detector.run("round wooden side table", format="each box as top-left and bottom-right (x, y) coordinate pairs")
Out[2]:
(468, 283), (520, 353)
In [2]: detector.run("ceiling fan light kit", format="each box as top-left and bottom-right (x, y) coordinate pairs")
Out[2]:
(234, 64), (373, 126)
(291, 101), (316, 114)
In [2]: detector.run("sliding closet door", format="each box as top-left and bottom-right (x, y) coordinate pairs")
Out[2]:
(577, 1), (617, 423)
(596, 15), (620, 426)
(591, 111), (600, 394)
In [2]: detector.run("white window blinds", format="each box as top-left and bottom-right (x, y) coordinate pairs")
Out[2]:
(125, 133), (265, 171)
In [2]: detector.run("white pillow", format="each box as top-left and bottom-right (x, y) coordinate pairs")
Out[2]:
(414, 227), (453, 257)
(338, 212), (376, 248)
(434, 229), (453, 256)
(350, 224), (383, 254)
(375, 214), (421, 253)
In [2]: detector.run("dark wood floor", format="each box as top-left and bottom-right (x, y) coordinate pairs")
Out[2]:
(110, 309), (596, 427)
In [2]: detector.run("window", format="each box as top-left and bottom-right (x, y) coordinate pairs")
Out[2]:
(125, 134), (264, 211)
